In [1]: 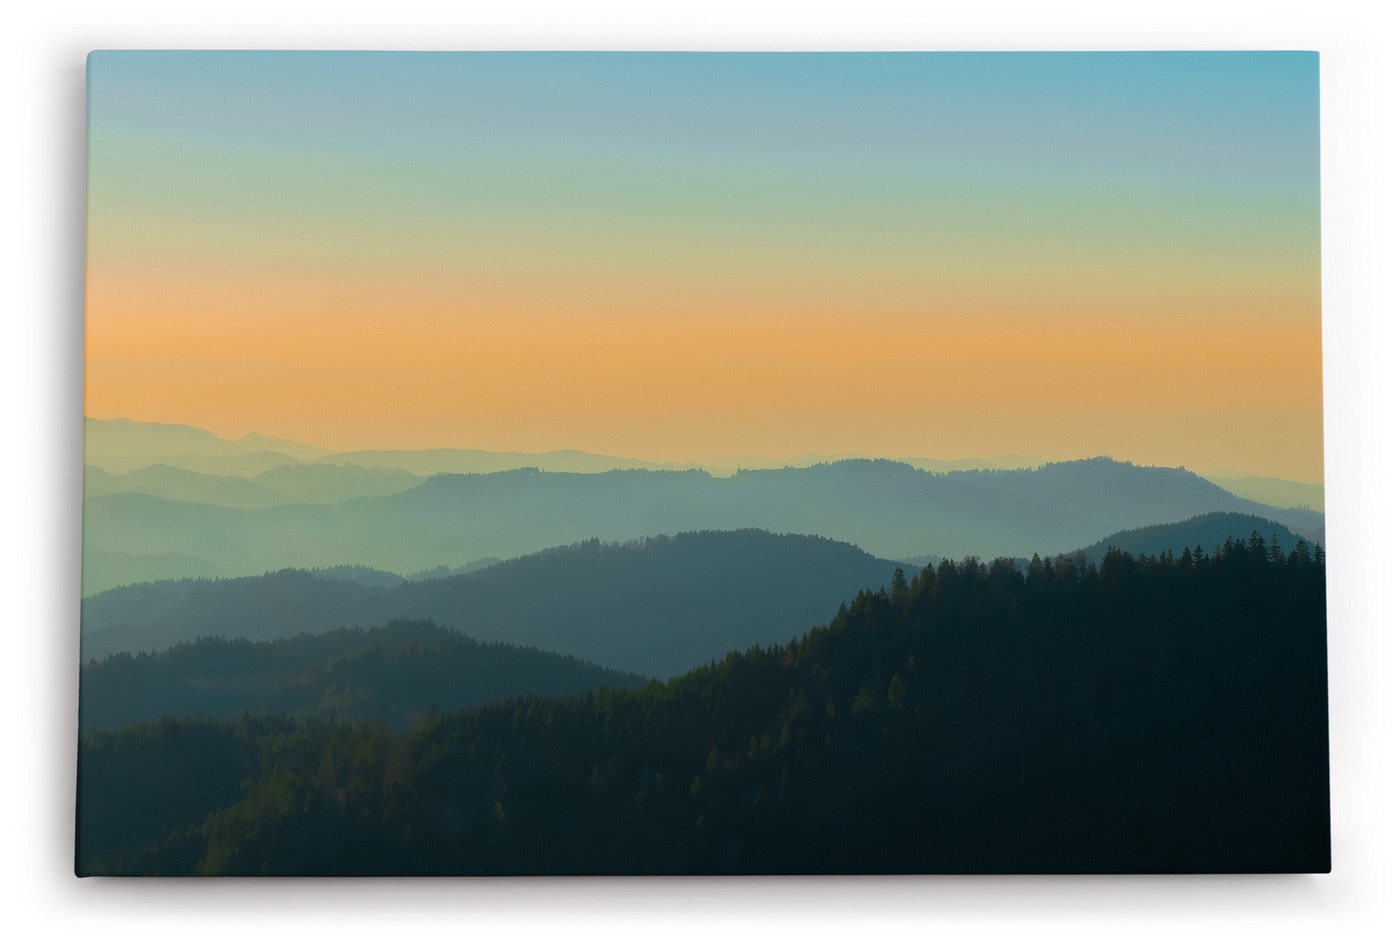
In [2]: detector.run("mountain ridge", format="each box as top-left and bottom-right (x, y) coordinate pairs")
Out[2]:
(81, 513), (1319, 676)
(81, 457), (1324, 593)
(79, 619), (646, 732)
(81, 530), (911, 676)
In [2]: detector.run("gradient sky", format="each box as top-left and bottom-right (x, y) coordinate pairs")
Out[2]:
(85, 52), (1322, 482)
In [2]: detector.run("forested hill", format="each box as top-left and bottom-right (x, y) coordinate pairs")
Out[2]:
(81, 530), (910, 677)
(79, 620), (646, 732)
(78, 535), (1329, 875)
(1075, 512), (1313, 562)
(901, 511), (1318, 573)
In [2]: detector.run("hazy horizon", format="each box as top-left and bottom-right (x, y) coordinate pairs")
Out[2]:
(82, 414), (1325, 487)
(86, 52), (1322, 484)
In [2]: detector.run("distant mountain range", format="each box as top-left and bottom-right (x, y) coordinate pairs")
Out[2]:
(84, 418), (323, 476)
(81, 456), (1323, 592)
(79, 619), (645, 732)
(84, 418), (1045, 479)
(81, 418), (1325, 597)
(1205, 473), (1325, 512)
(85, 462), (425, 509)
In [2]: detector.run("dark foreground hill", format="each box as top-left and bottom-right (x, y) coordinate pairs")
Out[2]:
(79, 620), (645, 733)
(81, 457), (1324, 590)
(77, 535), (1329, 875)
(82, 530), (909, 677)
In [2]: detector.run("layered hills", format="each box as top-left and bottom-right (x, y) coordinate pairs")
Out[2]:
(81, 530), (911, 676)
(82, 514), (1316, 678)
(77, 541), (1330, 875)
(83, 456), (1323, 593)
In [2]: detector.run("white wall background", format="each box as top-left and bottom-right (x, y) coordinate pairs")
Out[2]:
(4, 2), (1396, 933)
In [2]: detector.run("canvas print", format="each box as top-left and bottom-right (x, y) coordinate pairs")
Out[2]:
(77, 51), (1328, 875)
